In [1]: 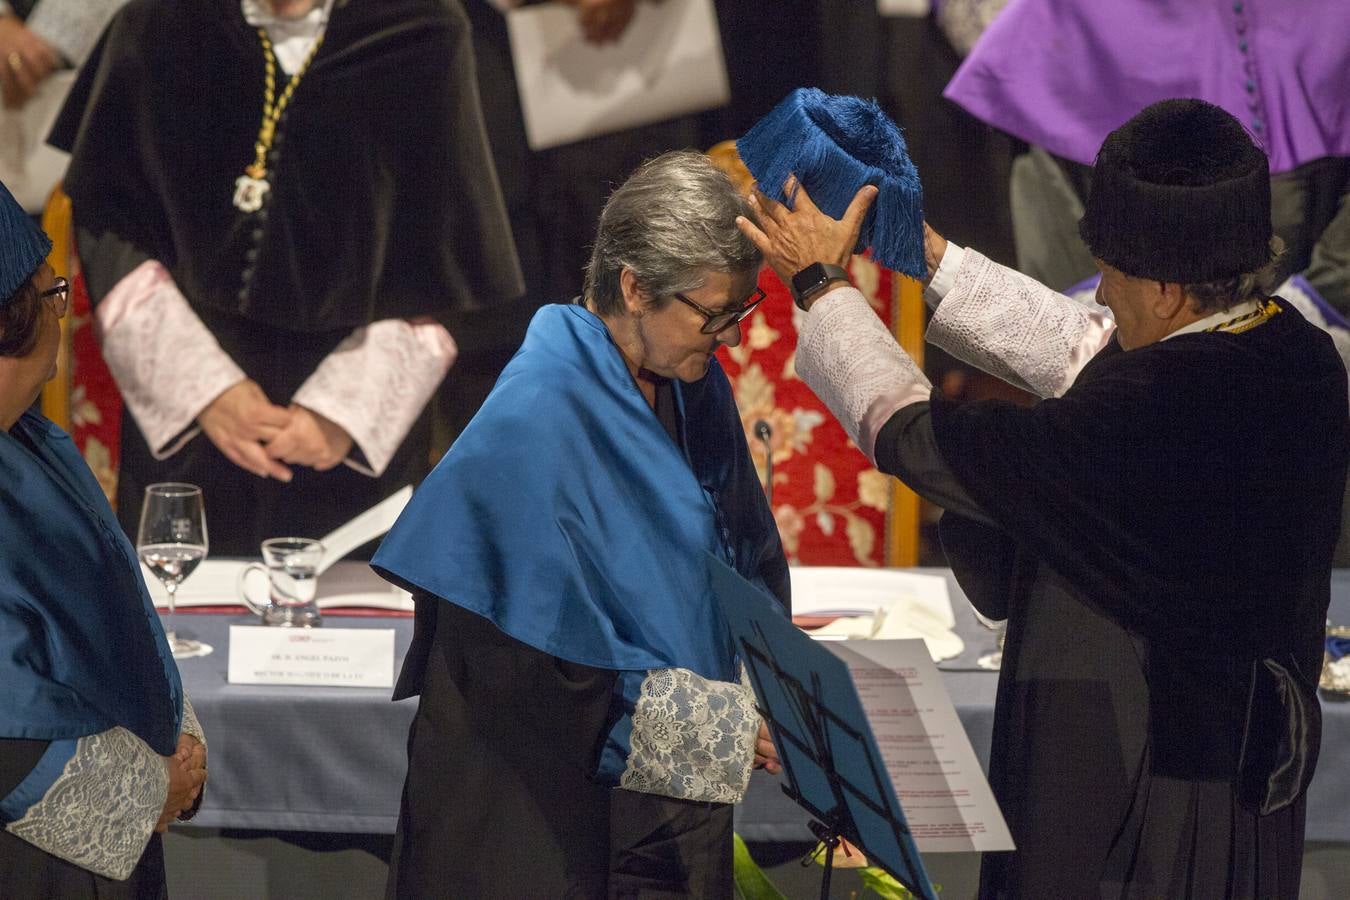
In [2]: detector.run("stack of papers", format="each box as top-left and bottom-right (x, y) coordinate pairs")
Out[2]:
(506, 0), (729, 150)
(149, 559), (413, 612)
(789, 567), (965, 661)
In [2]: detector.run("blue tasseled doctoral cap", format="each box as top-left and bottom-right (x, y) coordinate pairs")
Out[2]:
(737, 88), (925, 278)
(0, 179), (52, 304)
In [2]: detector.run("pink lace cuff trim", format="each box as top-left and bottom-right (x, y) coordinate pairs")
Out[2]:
(97, 262), (245, 458)
(796, 286), (932, 463)
(927, 247), (1116, 398)
(292, 319), (457, 478)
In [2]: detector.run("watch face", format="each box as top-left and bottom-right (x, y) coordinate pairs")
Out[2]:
(792, 263), (827, 299)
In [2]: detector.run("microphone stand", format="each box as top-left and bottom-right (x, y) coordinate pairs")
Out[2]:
(753, 419), (774, 506)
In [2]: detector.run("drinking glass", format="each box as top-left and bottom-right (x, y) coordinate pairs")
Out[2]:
(237, 537), (325, 627)
(973, 609), (1007, 671)
(137, 483), (208, 658)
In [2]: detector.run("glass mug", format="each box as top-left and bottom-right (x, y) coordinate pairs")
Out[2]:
(237, 538), (325, 627)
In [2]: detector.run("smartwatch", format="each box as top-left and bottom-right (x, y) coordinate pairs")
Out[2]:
(789, 262), (850, 310)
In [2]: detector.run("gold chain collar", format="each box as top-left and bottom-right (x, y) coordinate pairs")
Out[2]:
(232, 28), (325, 213)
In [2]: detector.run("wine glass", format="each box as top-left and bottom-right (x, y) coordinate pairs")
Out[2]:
(137, 483), (209, 658)
(973, 609), (1007, 671)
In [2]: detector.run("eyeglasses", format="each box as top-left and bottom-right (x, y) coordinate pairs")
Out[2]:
(673, 287), (766, 334)
(39, 277), (70, 318)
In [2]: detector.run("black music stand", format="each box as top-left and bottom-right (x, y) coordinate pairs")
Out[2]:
(708, 554), (936, 900)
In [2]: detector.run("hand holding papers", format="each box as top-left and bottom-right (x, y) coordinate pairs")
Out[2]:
(506, 0), (730, 150)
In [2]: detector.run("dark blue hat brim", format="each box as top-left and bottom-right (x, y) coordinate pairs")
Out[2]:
(1, 180), (52, 304)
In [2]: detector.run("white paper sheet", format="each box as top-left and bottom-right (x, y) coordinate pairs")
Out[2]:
(0, 70), (74, 212)
(506, 0), (730, 150)
(315, 486), (411, 575)
(877, 0), (932, 16)
(227, 625), (395, 688)
(827, 639), (1014, 853)
(790, 567), (964, 661)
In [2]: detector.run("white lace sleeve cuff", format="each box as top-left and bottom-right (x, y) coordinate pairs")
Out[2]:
(926, 247), (1116, 398)
(98, 261), (246, 458)
(180, 694), (205, 750)
(796, 286), (932, 462)
(5, 728), (167, 881)
(25, 0), (127, 65)
(290, 319), (456, 478)
(619, 668), (760, 805)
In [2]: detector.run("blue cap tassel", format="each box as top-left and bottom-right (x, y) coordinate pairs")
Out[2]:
(737, 88), (925, 279)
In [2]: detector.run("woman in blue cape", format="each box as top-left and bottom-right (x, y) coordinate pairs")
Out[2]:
(0, 180), (208, 895)
(373, 151), (790, 898)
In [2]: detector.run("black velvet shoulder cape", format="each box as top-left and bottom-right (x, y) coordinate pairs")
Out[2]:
(50, 0), (523, 331)
(931, 300), (1349, 798)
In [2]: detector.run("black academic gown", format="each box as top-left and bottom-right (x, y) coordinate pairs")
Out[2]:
(386, 380), (753, 900)
(875, 299), (1348, 899)
(49, 0), (524, 554)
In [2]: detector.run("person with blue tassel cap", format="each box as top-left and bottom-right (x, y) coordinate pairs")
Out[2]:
(738, 93), (1348, 897)
(0, 177), (208, 896)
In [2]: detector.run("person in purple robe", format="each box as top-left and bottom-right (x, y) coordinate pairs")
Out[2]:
(944, 0), (1350, 314)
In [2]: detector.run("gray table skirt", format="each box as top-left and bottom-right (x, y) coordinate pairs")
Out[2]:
(173, 567), (1350, 843)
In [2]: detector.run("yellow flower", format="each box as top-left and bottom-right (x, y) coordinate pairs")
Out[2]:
(856, 468), (891, 512)
(774, 505), (806, 555)
(82, 438), (118, 503)
(732, 363), (775, 415)
(745, 311), (780, 352)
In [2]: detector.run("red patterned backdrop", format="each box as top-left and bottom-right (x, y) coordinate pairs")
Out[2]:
(67, 271), (121, 503)
(719, 258), (896, 567)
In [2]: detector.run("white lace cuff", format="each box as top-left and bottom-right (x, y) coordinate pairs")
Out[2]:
(5, 728), (167, 881)
(926, 247), (1116, 398)
(796, 286), (932, 462)
(98, 261), (246, 458)
(25, 0), (127, 65)
(620, 668), (760, 805)
(180, 694), (205, 750)
(291, 319), (456, 478)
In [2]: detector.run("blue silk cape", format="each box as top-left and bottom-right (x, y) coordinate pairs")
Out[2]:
(373, 304), (788, 682)
(0, 411), (182, 756)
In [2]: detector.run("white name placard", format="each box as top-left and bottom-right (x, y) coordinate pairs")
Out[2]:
(228, 626), (395, 688)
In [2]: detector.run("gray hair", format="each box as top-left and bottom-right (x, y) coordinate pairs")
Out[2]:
(1184, 236), (1286, 314)
(584, 150), (761, 315)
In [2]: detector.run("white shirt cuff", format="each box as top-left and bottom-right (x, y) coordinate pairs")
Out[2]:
(923, 242), (966, 309)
